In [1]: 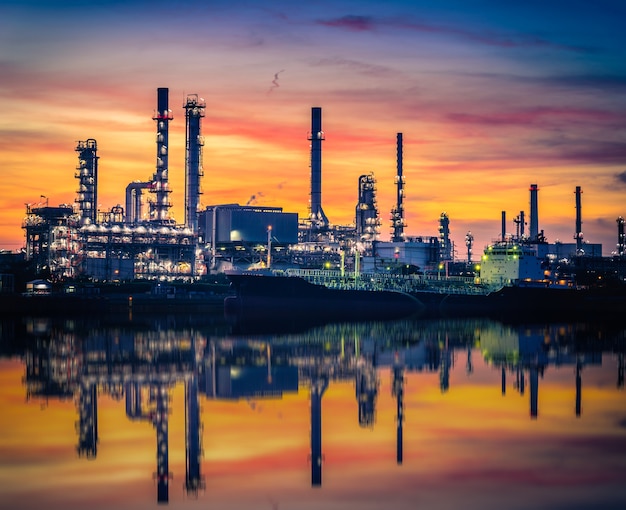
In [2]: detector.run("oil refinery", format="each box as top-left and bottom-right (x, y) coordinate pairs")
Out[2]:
(5, 87), (626, 288)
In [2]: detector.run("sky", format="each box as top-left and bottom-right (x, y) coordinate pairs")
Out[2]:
(1, 0), (626, 255)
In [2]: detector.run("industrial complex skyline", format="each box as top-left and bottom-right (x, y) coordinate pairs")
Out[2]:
(2, 1), (626, 255)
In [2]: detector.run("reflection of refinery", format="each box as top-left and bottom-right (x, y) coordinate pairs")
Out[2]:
(17, 88), (623, 285)
(13, 317), (625, 498)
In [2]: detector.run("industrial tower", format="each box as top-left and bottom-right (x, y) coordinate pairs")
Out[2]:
(529, 184), (539, 242)
(438, 212), (452, 261)
(75, 139), (99, 225)
(355, 173), (380, 241)
(308, 107), (329, 229)
(150, 88), (173, 224)
(574, 186), (584, 254)
(617, 217), (625, 256)
(184, 94), (205, 232)
(390, 133), (406, 242)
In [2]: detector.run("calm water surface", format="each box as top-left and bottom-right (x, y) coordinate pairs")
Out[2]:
(1, 313), (625, 510)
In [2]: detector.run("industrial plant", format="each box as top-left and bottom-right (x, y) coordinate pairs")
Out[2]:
(6, 87), (625, 288)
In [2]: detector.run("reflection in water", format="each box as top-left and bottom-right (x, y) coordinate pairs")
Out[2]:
(1, 315), (625, 507)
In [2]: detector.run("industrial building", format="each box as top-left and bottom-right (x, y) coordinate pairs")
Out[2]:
(18, 89), (620, 285)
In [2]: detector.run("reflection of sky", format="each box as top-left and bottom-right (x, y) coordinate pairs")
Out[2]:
(2, 1), (626, 253)
(1, 348), (625, 510)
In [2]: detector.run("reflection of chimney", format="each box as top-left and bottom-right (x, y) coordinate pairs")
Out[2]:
(308, 107), (329, 229)
(310, 376), (328, 486)
(529, 184), (539, 241)
(575, 360), (582, 417)
(501, 366), (506, 395)
(392, 363), (404, 465)
(530, 366), (538, 419)
(185, 374), (205, 494)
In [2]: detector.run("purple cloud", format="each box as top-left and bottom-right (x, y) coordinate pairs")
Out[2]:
(316, 14), (590, 52)
(309, 56), (396, 77)
(316, 15), (375, 32)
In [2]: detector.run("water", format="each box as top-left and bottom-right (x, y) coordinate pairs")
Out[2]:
(1, 313), (625, 510)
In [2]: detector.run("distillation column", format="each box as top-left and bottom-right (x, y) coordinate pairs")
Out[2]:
(390, 133), (406, 242)
(574, 186), (584, 254)
(75, 139), (99, 225)
(355, 174), (380, 241)
(184, 94), (205, 232)
(308, 107), (329, 229)
(150, 88), (173, 224)
(439, 212), (452, 261)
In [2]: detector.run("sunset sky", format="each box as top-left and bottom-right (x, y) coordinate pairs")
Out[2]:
(2, 0), (626, 255)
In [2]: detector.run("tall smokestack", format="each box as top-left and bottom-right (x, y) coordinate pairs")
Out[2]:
(529, 184), (539, 241)
(150, 87), (173, 224)
(184, 94), (205, 233)
(501, 211), (506, 241)
(308, 107), (328, 229)
(390, 133), (406, 242)
(574, 186), (583, 254)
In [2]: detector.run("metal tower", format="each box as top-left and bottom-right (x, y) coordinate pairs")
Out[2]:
(355, 173), (380, 241)
(514, 210), (526, 240)
(150, 88), (173, 224)
(438, 212), (452, 261)
(529, 184), (539, 241)
(75, 139), (98, 225)
(184, 94), (205, 232)
(465, 231), (473, 263)
(308, 107), (329, 229)
(390, 133), (406, 242)
(617, 217), (625, 256)
(574, 186), (584, 254)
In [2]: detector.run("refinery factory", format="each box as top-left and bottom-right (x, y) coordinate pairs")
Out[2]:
(11, 87), (626, 285)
